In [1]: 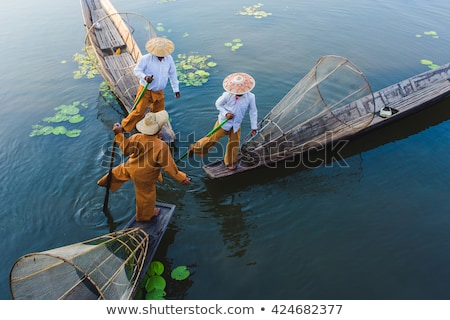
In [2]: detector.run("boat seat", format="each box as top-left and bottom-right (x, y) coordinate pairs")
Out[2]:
(92, 9), (125, 51)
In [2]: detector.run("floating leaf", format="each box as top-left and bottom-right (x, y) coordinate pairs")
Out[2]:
(428, 63), (439, 69)
(175, 53), (217, 86)
(171, 266), (190, 280)
(145, 288), (166, 300)
(237, 4), (272, 18)
(53, 126), (67, 135)
(420, 59), (433, 65)
(66, 129), (81, 137)
(149, 261), (164, 276)
(145, 275), (166, 291)
(69, 115), (84, 123)
(55, 104), (80, 115)
(73, 46), (99, 79)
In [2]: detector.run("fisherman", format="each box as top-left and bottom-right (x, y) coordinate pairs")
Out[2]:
(121, 37), (181, 133)
(189, 72), (258, 170)
(98, 111), (190, 222)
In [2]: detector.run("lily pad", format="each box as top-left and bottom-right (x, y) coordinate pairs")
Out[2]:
(149, 261), (164, 276)
(145, 288), (166, 300)
(420, 59), (433, 65)
(66, 129), (82, 137)
(145, 275), (166, 291)
(44, 113), (70, 123)
(69, 115), (84, 123)
(171, 266), (190, 280)
(175, 53), (217, 87)
(53, 126), (67, 135)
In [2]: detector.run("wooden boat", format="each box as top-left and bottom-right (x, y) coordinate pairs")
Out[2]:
(9, 202), (175, 300)
(203, 57), (450, 179)
(80, 0), (176, 142)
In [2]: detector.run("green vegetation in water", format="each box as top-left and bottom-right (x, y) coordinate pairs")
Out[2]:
(30, 101), (88, 138)
(224, 39), (244, 52)
(175, 53), (217, 86)
(237, 3), (272, 19)
(420, 59), (440, 70)
(134, 261), (191, 300)
(415, 30), (439, 39)
(156, 22), (172, 34)
(73, 46), (100, 79)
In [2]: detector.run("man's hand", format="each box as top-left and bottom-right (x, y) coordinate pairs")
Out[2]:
(112, 123), (124, 135)
(251, 129), (257, 136)
(144, 75), (154, 83)
(175, 92), (181, 99)
(226, 113), (234, 119)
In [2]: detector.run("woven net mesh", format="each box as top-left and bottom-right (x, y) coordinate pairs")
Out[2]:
(241, 55), (375, 164)
(10, 228), (148, 300)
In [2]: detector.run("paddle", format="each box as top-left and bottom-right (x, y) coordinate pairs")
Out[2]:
(176, 118), (229, 163)
(130, 81), (149, 113)
(102, 141), (117, 231)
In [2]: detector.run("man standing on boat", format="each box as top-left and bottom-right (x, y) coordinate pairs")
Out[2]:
(121, 37), (181, 133)
(98, 110), (190, 222)
(188, 73), (258, 170)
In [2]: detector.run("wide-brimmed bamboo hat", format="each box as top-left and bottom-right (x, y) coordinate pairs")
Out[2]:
(136, 110), (169, 135)
(145, 37), (174, 56)
(222, 72), (255, 95)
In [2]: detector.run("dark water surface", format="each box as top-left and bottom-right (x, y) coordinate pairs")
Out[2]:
(1, 0), (449, 299)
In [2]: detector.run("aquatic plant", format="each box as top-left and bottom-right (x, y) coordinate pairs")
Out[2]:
(224, 39), (244, 52)
(175, 53), (217, 86)
(29, 101), (88, 138)
(237, 3), (272, 19)
(134, 260), (191, 300)
(420, 59), (439, 70)
(73, 46), (100, 79)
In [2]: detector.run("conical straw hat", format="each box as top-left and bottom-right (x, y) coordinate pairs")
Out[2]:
(136, 111), (169, 135)
(222, 73), (255, 95)
(145, 37), (175, 56)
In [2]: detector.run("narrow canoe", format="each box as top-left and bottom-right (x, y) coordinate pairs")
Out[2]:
(203, 61), (450, 179)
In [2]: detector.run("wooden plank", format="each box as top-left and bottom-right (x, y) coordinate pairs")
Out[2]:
(92, 9), (125, 50)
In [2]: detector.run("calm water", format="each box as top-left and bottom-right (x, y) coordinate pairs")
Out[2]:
(1, 0), (449, 300)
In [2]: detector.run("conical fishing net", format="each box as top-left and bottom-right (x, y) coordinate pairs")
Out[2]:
(10, 228), (148, 300)
(241, 55), (375, 164)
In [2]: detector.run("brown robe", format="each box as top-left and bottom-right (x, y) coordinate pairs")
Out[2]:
(98, 132), (186, 221)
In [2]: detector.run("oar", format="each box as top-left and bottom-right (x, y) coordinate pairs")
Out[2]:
(176, 118), (229, 163)
(102, 140), (117, 232)
(129, 81), (149, 113)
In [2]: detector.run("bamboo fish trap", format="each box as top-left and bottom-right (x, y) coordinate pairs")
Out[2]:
(10, 228), (148, 300)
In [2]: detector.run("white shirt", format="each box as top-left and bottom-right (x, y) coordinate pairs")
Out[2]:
(134, 54), (180, 93)
(215, 92), (258, 133)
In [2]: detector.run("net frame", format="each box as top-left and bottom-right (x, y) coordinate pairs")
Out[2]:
(241, 55), (375, 164)
(10, 228), (149, 300)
